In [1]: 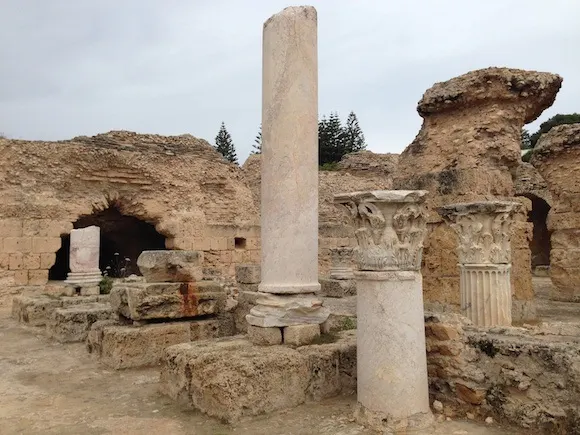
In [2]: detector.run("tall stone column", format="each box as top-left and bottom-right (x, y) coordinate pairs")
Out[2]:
(65, 226), (102, 290)
(246, 6), (329, 345)
(334, 190), (432, 433)
(437, 201), (520, 327)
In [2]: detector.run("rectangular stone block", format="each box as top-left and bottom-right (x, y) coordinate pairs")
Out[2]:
(47, 303), (113, 343)
(248, 325), (282, 345)
(0, 219), (23, 237)
(137, 250), (203, 283)
(40, 252), (56, 269)
(111, 281), (226, 321)
(320, 278), (356, 298)
(235, 264), (261, 284)
(13, 270), (28, 285)
(3, 237), (32, 253)
(23, 253), (41, 270)
(28, 269), (48, 285)
(31, 237), (61, 253)
(283, 324), (320, 346)
(191, 238), (211, 251)
(0, 253), (9, 269)
(9, 253), (23, 270)
(23, 219), (73, 237)
(233, 290), (261, 333)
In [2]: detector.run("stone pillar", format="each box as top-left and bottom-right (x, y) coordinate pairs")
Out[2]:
(437, 201), (520, 327)
(246, 6), (329, 344)
(65, 226), (102, 290)
(329, 247), (354, 280)
(334, 190), (432, 433)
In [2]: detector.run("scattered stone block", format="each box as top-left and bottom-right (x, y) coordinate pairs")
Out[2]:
(137, 250), (203, 283)
(235, 264), (261, 284)
(159, 330), (356, 423)
(80, 286), (100, 296)
(247, 325), (282, 345)
(47, 303), (113, 343)
(233, 290), (261, 333)
(284, 324), (320, 346)
(110, 280), (226, 321)
(319, 278), (356, 298)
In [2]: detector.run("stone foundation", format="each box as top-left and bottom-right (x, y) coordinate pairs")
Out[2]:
(159, 330), (356, 423)
(47, 302), (113, 342)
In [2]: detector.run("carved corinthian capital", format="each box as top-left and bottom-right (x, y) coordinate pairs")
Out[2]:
(333, 190), (428, 271)
(437, 201), (521, 264)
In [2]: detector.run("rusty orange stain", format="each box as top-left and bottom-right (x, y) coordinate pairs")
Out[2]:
(179, 282), (199, 316)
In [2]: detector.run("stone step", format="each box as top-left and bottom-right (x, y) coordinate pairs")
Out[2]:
(46, 302), (114, 343)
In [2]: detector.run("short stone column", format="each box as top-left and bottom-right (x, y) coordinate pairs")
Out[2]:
(246, 5), (329, 345)
(334, 190), (432, 433)
(438, 201), (520, 327)
(329, 247), (354, 280)
(65, 226), (102, 291)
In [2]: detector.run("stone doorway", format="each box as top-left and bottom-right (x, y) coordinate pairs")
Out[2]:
(525, 194), (551, 268)
(49, 206), (166, 280)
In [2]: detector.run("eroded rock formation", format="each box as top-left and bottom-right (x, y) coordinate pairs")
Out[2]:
(394, 67), (563, 321)
(531, 123), (580, 301)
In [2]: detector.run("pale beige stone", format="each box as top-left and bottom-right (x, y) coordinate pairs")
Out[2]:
(28, 269), (48, 285)
(247, 293), (329, 327)
(136, 250), (203, 283)
(247, 324), (282, 345)
(69, 226), (100, 272)
(283, 324), (320, 346)
(3, 237), (32, 253)
(329, 247), (355, 280)
(31, 236), (61, 253)
(235, 264), (261, 284)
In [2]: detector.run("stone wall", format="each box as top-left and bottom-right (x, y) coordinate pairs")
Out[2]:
(241, 152), (397, 275)
(425, 312), (580, 434)
(531, 123), (580, 301)
(394, 67), (563, 322)
(0, 131), (259, 304)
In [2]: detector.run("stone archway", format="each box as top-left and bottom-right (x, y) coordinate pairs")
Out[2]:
(49, 205), (167, 280)
(521, 193), (551, 268)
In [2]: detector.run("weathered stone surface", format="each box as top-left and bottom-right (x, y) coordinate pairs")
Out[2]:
(394, 67), (562, 317)
(283, 324), (320, 346)
(233, 290), (261, 333)
(137, 250), (203, 283)
(235, 264), (260, 284)
(110, 280), (226, 321)
(532, 123), (580, 301)
(159, 330), (356, 423)
(47, 303), (113, 343)
(336, 151), (399, 179)
(319, 278), (356, 298)
(247, 325), (282, 346)
(247, 293), (330, 327)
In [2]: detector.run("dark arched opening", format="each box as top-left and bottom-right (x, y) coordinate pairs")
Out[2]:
(49, 205), (167, 280)
(524, 194), (551, 268)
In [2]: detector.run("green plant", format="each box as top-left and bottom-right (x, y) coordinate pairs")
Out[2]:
(99, 276), (113, 294)
(340, 317), (356, 331)
(319, 162), (340, 171)
(311, 332), (339, 344)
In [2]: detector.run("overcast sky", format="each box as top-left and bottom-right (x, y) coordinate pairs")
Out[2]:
(0, 0), (578, 163)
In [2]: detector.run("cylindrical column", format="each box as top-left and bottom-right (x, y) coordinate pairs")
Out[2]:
(460, 264), (512, 326)
(260, 6), (319, 295)
(438, 201), (520, 327)
(246, 6), (328, 343)
(334, 190), (433, 433)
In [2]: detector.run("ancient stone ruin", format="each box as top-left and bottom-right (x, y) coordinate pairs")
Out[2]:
(3, 4), (580, 435)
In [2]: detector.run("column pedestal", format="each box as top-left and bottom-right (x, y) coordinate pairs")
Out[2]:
(460, 264), (512, 327)
(354, 270), (432, 433)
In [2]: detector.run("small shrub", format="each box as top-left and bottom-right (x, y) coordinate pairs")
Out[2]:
(340, 317), (356, 331)
(311, 332), (339, 344)
(319, 162), (340, 171)
(99, 276), (113, 294)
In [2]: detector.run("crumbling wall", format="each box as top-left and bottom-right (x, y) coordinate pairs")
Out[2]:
(0, 131), (259, 304)
(241, 152), (397, 275)
(531, 123), (580, 301)
(425, 312), (580, 434)
(394, 67), (563, 322)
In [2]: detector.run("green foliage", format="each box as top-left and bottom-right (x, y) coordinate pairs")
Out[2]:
(522, 149), (533, 162)
(99, 276), (113, 294)
(529, 113), (580, 148)
(311, 332), (339, 344)
(251, 124), (262, 155)
(521, 128), (532, 150)
(214, 122), (238, 164)
(318, 111), (367, 166)
(319, 162), (340, 171)
(340, 317), (356, 330)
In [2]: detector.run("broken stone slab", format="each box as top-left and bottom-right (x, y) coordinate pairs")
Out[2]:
(233, 290), (262, 333)
(319, 278), (356, 298)
(246, 293), (330, 327)
(46, 303), (114, 343)
(136, 250), (203, 283)
(11, 294), (110, 327)
(110, 280), (226, 321)
(159, 330), (356, 423)
(235, 264), (261, 284)
(87, 316), (234, 369)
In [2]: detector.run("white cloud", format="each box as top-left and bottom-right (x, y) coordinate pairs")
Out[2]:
(0, 0), (578, 162)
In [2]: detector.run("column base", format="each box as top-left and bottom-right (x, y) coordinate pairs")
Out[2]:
(65, 270), (103, 287)
(246, 293), (330, 327)
(354, 402), (434, 434)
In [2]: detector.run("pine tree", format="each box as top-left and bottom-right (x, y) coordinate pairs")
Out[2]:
(521, 128), (531, 150)
(251, 124), (262, 154)
(343, 111), (366, 153)
(214, 122), (238, 164)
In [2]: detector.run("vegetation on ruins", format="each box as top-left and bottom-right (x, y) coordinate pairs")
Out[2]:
(319, 111), (367, 167)
(214, 122), (239, 164)
(521, 113), (580, 161)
